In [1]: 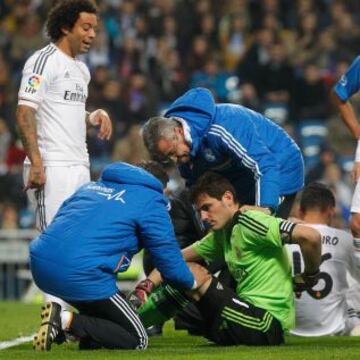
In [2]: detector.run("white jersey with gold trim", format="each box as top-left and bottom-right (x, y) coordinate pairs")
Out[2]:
(287, 224), (360, 336)
(18, 43), (90, 166)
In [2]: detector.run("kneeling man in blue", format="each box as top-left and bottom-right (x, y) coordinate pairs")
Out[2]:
(29, 161), (196, 351)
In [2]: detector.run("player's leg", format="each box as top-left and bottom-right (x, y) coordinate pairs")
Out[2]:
(35, 292), (148, 351)
(69, 292), (148, 350)
(43, 165), (90, 226)
(194, 276), (284, 346)
(24, 165), (70, 310)
(137, 263), (210, 328)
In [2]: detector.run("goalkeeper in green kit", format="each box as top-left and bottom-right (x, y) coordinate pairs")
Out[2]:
(129, 172), (321, 346)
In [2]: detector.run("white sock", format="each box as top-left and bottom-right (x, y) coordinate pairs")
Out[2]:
(60, 310), (73, 331)
(44, 293), (71, 311)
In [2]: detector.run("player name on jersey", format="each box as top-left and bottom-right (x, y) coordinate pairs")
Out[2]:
(322, 235), (339, 246)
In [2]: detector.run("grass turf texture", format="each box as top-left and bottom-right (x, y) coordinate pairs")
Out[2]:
(0, 301), (359, 359)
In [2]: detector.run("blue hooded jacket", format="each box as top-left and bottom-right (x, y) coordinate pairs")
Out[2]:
(30, 162), (195, 302)
(165, 88), (304, 209)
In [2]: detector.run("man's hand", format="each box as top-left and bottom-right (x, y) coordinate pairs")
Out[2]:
(25, 164), (46, 191)
(352, 162), (360, 183)
(127, 279), (155, 310)
(88, 109), (112, 140)
(293, 270), (320, 297)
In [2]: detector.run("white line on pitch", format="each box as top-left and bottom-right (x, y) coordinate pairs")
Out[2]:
(0, 334), (35, 350)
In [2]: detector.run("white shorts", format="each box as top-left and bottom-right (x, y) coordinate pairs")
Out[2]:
(24, 164), (90, 231)
(351, 180), (360, 213)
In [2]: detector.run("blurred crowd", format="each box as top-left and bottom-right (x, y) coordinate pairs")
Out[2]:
(0, 0), (360, 229)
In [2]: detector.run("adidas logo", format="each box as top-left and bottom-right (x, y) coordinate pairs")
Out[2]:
(216, 282), (224, 290)
(64, 71), (70, 78)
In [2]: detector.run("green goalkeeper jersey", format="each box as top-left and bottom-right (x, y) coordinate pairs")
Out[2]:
(193, 210), (295, 332)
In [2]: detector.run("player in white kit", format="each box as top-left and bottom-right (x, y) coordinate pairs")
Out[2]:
(287, 183), (360, 336)
(16, 1), (112, 309)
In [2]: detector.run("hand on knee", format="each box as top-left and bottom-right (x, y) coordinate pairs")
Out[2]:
(185, 262), (212, 301)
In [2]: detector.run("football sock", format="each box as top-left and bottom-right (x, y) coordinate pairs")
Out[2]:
(61, 310), (73, 331)
(138, 284), (190, 328)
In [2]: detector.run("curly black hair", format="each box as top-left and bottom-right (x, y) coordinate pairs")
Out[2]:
(46, 0), (98, 42)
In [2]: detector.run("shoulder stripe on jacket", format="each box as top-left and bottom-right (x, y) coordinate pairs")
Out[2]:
(33, 45), (56, 75)
(208, 124), (262, 179)
(237, 213), (268, 236)
(208, 124), (262, 205)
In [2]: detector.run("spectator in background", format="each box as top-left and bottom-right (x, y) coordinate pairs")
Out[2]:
(87, 65), (110, 106)
(0, 53), (17, 125)
(0, 202), (19, 230)
(190, 58), (231, 102)
(116, 35), (142, 81)
(9, 14), (45, 74)
(292, 62), (329, 167)
(306, 143), (337, 184)
(125, 72), (159, 126)
(186, 35), (213, 74)
(153, 48), (188, 104)
(219, 13), (249, 71)
(238, 82), (261, 112)
(328, 7), (360, 60)
(95, 79), (129, 138)
(237, 27), (275, 85)
(112, 125), (148, 165)
(293, 63), (329, 123)
(256, 41), (294, 107)
(291, 11), (319, 68)
(197, 12), (219, 51)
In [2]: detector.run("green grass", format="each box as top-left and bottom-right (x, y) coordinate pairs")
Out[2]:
(1, 301), (359, 359)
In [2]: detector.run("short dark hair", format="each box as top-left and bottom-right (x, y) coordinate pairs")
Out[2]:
(190, 172), (237, 203)
(137, 160), (169, 188)
(300, 182), (335, 213)
(46, 0), (98, 42)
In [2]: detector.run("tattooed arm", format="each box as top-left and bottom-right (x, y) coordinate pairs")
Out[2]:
(16, 105), (45, 190)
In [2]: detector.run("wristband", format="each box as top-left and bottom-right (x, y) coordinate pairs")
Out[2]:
(191, 280), (198, 290)
(355, 140), (360, 162)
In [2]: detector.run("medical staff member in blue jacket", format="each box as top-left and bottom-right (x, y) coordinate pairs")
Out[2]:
(331, 56), (360, 253)
(143, 87), (304, 217)
(30, 161), (196, 352)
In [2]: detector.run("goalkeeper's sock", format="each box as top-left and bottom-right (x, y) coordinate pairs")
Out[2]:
(138, 284), (190, 328)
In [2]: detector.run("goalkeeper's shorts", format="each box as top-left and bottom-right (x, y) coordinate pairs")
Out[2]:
(196, 278), (284, 346)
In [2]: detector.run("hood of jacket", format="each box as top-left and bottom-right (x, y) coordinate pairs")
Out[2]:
(100, 162), (163, 193)
(165, 87), (216, 156)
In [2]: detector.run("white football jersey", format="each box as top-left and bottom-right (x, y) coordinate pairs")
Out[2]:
(18, 43), (90, 166)
(287, 224), (360, 336)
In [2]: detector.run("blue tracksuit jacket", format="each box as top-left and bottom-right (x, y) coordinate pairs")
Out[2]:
(29, 162), (195, 302)
(165, 87), (304, 210)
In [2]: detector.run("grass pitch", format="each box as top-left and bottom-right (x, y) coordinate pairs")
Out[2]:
(0, 301), (359, 360)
